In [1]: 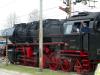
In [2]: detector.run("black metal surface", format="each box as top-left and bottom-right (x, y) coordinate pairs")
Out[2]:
(9, 19), (64, 43)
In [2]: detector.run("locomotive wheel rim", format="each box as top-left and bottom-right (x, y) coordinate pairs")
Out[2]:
(49, 57), (59, 70)
(74, 58), (82, 74)
(82, 59), (91, 73)
(61, 59), (72, 72)
(43, 55), (49, 68)
(49, 63), (58, 70)
(75, 67), (82, 74)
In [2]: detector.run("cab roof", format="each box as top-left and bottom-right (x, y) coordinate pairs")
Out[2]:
(68, 12), (100, 21)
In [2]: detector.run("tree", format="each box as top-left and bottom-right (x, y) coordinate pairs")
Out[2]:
(60, 0), (97, 16)
(29, 9), (39, 22)
(7, 13), (18, 28)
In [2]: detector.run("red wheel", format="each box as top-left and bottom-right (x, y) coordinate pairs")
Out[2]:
(82, 59), (91, 73)
(43, 55), (49, 68)
(74, 59), (82, 74)
(49, 57), (59, 70)
(61, 59), (72, 72)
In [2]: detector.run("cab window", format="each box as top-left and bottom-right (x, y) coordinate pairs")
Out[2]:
(63, 22), (73, 34)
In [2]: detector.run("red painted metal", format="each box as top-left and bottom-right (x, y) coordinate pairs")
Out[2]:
(82, 59), (91, 72)
(15, 46), (38, 66)
(74, 58), (82, 74)
(44, 46), (52, 55)
(60, 50), (88, 57)
(26, 47), (33, 58)
(8, 41), (95, 74)
(16, 47), (24, 53)
(43, 55), (50, 68)
(49, 57), (60, 70)
(61, 59), (72, 72)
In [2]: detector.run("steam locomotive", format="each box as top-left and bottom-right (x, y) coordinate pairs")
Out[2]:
(6, 12), (100, 73)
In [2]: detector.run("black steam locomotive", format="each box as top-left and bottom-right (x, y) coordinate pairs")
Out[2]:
(7, 12), (100, 73)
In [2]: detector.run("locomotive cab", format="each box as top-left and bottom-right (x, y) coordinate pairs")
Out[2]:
(63, 12), (100, 60)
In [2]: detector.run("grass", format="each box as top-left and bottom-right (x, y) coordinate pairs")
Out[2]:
(0, 64), (77, 75)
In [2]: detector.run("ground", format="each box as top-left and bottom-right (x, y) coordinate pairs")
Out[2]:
(0, 64), (79, 75)
(0, 69), (30, 75)
(0, 58), (95, 75)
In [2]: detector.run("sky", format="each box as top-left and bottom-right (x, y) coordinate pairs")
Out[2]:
(0, 0), (100, 30)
